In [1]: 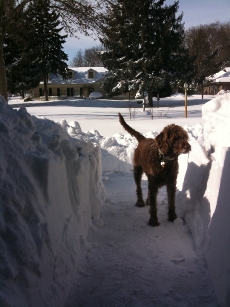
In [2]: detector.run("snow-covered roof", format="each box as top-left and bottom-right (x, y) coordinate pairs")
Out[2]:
(207, 67), (230, 83)
(215, 76), (230, 83)
(68, 67), (108, 73)
(46, 67), (108, 85)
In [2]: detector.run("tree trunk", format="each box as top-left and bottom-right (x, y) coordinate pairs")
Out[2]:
(44, 73), (49, 101)
(148, 92), (153, 107)
(0, 32), (8, 102)
(201, 82), (204, 99)
(142, 97), (146, 112)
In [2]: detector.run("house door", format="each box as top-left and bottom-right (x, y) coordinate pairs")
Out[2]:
(67, 88), (74, 96)
(57, 88), (60, 96)
(39, 88), (43, 96)
(49, 88), (52, 96)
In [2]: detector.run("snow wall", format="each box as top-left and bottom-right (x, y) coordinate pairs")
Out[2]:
(176, 93), (230, 307)
(74, 92), (230, 307)
(0, 96), (106, 307)
(1, 93), (230, 307)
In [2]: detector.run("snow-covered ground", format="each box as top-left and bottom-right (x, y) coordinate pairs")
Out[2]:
(1, 93), (230, 307)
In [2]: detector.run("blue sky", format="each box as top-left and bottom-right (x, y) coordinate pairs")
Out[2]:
(64, 0), (230, 63)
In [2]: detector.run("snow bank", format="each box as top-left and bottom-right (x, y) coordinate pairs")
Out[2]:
(176, 93), (230, 307)
(53, 92), (230, 307)
(205, 147), (230, 307)
(61, 123), (158, 174)
(203, 94), (230, 307)
(0, 96), (106, 307)
(2, 92), (230, 307)
(58, 93), (230, 307)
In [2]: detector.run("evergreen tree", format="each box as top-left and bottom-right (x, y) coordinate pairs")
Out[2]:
(25, 0), (68, 100)
(0, 0), (99, 102)
(99, 0), (190, 104)
(0, 0), (25, 100)
(99, 0), (135, 96)
(4, 25), (42, 96)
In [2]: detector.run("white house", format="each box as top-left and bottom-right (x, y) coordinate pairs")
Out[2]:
(204, 67), (230, 95)
(33, 67), (108, 98)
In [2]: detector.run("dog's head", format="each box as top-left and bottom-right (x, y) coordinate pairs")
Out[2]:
(155, 124), (191, 159)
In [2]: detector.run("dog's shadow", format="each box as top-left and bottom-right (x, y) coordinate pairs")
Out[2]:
(176, 158), (212, 255)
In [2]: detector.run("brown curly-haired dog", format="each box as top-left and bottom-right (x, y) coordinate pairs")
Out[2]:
(118, 113), (191, 226)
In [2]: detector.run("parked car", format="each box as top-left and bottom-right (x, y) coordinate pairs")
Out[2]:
(135, 91), (148, 99)
(74, 95), (86, 99)
(89, 92), (103, 99)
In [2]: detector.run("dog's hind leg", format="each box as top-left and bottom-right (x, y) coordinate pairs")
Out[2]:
(133, 165), (145, 207)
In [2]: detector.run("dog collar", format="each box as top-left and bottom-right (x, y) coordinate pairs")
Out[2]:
(159, 151), (166, 168)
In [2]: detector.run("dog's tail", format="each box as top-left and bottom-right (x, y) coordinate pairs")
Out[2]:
(118, 113), (145, 143)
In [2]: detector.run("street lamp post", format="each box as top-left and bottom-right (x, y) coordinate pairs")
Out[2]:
(184, 82), (188, 118)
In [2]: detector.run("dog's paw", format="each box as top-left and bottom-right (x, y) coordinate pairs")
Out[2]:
(168, 213), (177, 222)
(148, 218), (160, 227)
(136, 200), (145, 207)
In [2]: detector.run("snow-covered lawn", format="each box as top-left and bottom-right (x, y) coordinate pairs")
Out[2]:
(1, 93), (230, 307)
(8, 94), (208, 137)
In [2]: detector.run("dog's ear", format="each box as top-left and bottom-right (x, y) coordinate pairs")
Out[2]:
(155, 132), (169, 154)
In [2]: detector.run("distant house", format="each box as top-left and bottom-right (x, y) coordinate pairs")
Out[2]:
(204, 67), (230, 95)
(33, 67), (108, 99)
(33, 66), (137, 100)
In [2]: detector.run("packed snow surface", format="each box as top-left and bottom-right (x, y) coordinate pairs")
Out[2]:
(1, 93), (230, 307)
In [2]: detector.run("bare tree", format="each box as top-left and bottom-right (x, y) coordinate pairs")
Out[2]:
(185, 22), (230, 98)
(84, 45), (104, 66)
(208, 22), (230, 67)
(70, 45), (104, 67)
(0, 0), (102, 101)
(70, 49), (85, 66)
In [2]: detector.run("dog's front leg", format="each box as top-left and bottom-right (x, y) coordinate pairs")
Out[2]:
(147, 176), (160, 226)
(167, 182), (177, 222)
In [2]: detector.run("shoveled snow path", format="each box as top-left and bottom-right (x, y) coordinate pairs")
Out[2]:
(65, 172), (217, 307)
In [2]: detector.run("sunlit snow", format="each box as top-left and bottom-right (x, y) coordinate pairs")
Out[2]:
(1, 93), (230, 307)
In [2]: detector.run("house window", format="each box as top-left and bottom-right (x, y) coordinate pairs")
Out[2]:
(74, 88), (80, 96)
(88, 71), (94, 78)
(67, 88), (74, 96)
(60, 88), (67, 96)
(67, 71), (73, 79)
(57, 88), (60, 96)
(74, 88), (84, 97)
(49, 88), (52, 96)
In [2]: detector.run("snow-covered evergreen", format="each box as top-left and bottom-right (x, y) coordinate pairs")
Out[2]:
(100, 0), (190, 102)
(25, 0), (68, 100)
